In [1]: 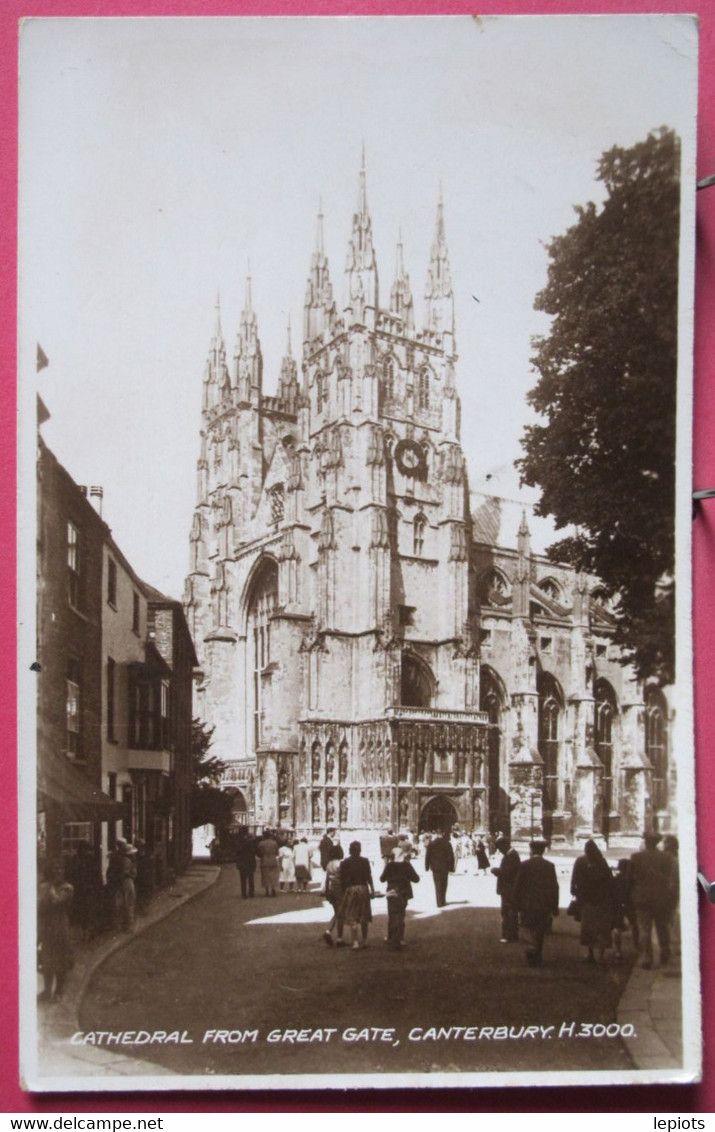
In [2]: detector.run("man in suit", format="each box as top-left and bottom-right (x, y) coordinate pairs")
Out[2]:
(513, 838), (560, 965)
(424, 830), (456, 907)
(319, 828), (343, 872)
(379, 828), (400, 863)
(628, 831), (678, 969)
(234, 827), (257, 899)
(491, 835), (521, 943)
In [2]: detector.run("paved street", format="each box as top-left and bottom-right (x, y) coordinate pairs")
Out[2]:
(76, 861), (647, 1081)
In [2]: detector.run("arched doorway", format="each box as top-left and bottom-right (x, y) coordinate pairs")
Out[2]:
(225, 788), (248, 829)
(419, 795), (457, 834)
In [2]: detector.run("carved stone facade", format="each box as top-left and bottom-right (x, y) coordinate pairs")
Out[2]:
(184, 161), (675, 845)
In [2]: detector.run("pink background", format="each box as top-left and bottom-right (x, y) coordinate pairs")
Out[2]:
(3, 0), (714, 1113)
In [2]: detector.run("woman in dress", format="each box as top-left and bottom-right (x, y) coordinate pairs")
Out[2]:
(475, 836), (491, 875)
(322, 844), (345, 946)
(338, 840), (375, 950)
(570, 838), (615, 966)
(256, 829), (280, 897)
(293, 837), (312, 894)
(38, 862), (74, 1002)
(279, 839), (296, 892)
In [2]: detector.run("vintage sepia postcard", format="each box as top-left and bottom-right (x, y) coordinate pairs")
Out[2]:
(18, 15), (700, 1091)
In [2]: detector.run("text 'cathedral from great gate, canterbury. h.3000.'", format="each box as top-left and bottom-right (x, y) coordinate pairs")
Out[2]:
(182, 157), (675, 847)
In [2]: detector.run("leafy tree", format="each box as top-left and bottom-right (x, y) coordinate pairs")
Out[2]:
(191, 718), (232, 829)
(518, 128), (680, 684)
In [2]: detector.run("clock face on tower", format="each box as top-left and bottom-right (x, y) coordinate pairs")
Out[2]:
(394, 438), (428, 481)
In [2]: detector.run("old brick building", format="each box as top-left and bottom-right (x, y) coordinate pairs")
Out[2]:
(37, 429), (196, 877)
(184, 163), (675, 846)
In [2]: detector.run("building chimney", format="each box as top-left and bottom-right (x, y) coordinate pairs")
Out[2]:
(89, 486), (103, 516)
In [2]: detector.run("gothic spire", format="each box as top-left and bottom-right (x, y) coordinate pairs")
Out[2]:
(279, 315), (298, 407)
(203, 292), (230, 409)
(424, 189), (455, 344)
(304, 200), (336, 344)
(234, 262), (262, 401)
(345, 148), (378, 325)
(389, 228), (414, 332)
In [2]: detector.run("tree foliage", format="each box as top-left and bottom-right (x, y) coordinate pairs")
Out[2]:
(191, 718), (232, 829)
(518, 128), (680, 684)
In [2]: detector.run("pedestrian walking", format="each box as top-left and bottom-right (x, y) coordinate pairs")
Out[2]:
(294, 837), (312, 893)
(119, 842), (138, 931)
(322, 845), (346, 947)
(513, 838), (560, 966)
(475, 836), (490, 875)
(379, 827), (399, 863)
(235, 827), (257, 899)
(424, 829), (455, 907)
(133, 839), (154, 915)
(380, 847), (420, 951)
(107, 839), (137, 931)
(319, 828), (343, 872)
(612, 857), (638, 960)
(338, 840), (375, 950)
(663, 834), (681, 958)
(279, 840), (297, 892)
(256, 828), (281, 897)
(570, 838), (615, 966)
(491, 835), (521, 943)
(38, 862), (74, 1002)
(65, 840), (102, 940)
(105, 841), (125, 929)
(628, 831), (677, 969)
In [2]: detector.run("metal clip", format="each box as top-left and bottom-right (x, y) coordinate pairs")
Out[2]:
(697, 867), (715, 902)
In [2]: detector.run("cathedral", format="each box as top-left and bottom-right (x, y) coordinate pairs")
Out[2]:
(183, 159), (675, 846)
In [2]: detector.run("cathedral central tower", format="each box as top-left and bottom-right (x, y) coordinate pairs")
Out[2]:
(184, 158), (489, 835)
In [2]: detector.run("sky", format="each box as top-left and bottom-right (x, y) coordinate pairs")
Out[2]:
(18, 15), (698, 599)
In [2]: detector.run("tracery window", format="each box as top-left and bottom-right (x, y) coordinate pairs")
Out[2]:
(645, 687), (668, 811)
(383, 356), (395, 400)
(539, 577), (561, 602)
(413, 515), (427, 557)
(400, 654), (433, 708)
(416, 365), (430, 411)
(269, 484), (285, 525)
(315, 371), (327, 411)
(538, 673), (563, 813)
(246, 559), (279, 751)
(595, 679), (617, 818)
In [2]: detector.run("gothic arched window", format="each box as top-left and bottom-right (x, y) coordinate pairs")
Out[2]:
(245, 558), (278, 751)
(595, 678), (618, 818)
(383, 356), (395, 400)
(539, 577), (561, 602)
(645, 687), (668, 811)
(315, 371), (326, 411)
(269, 484), (285, 525)
(400, 653), (433, 709)
(416, 365), (430, 411)
(413, 514), (427, 557)
(538, 673), (563, 815)
(479, 568), (510, 605)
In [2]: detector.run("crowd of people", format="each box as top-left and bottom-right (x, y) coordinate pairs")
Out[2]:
(37, 837), (157, 1003)
(38, 823), (680, 1003)
(491, 831), (679, 968)
(228, 823), (680, 971)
